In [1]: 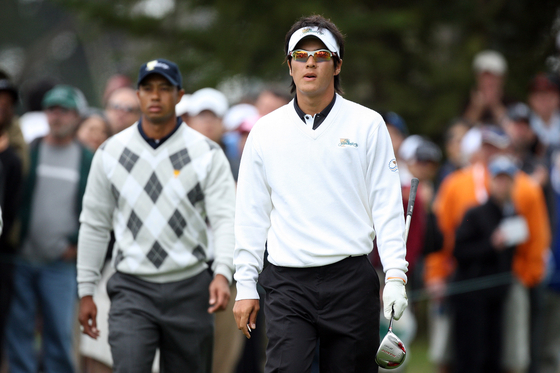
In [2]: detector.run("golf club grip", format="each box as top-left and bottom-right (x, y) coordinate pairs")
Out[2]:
(403, 178), (419, 243)
(407, 178), (419, 217)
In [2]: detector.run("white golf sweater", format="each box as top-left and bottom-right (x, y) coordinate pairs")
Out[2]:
(234, 94), (409, 300)
(77, 123), (236, 298)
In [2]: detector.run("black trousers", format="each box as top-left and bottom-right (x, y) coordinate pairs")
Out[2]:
(259, 255), (380, 373)
(0, 261), (14, 367)
(452, 289), (506, 373)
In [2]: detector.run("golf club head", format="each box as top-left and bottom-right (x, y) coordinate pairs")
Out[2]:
(375, 319), (407, 369)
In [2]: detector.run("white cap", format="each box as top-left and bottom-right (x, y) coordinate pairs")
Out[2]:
(175, 94), (191, 116)
(461, 127), (482, 164)
(223, 103), (259, 131)
(473, 50), (507, 75)
(287, 26), (340, 56)
(398, 135), (423, 162)
(186, 88), (228, 118)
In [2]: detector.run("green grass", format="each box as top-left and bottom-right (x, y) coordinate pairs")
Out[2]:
(401, 298), (435, 373)
(406, 333), (434, 373)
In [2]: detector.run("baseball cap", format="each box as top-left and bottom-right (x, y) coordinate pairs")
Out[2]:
(42, 85), (82, 111)
(507, 102), (531, 123)
(481, 125), (510, 149)
(415, 140), (442, 163)
(288, 26), (340, 56)
(238, 115), (261, 134)
(175, 94), (191, 116)
(0, 79), (18, 103)
(398, 135), (423, 162)
(223, 103), (259, 131)
(186, 88), (228, 118)
(382, 111), (408, 137)
(461, 127), (482, 163)
(473, 50), (507, 76)
(137, 59), (182, 89)
(529, 73), (560, 93)
(488, 155), (518, 178)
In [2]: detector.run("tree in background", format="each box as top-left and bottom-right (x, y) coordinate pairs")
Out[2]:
(2, 0), (559, 137)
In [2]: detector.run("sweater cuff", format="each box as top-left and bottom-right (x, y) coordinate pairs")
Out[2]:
(78, 283), (96, 299)
(213, 263), (233, 285)
(235, 280), (260, 300)
(385, 269), (408, 284)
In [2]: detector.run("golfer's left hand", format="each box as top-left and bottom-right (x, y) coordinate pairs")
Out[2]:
(382, 278), (408, 320)
(208, 274), (230, 313)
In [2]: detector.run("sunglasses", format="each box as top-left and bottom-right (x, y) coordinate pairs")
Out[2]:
(108, 103), (140, 114)
(290, 49), (335, 62)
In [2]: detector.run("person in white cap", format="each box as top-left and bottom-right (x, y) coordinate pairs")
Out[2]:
(463, 50), (509, 126)
(183, 88), (229, 146)
(232, 14), (408, 373)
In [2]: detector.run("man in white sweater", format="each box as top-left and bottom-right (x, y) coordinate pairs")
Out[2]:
(77, 59), (236, 373)
(233, 15), (409, 373)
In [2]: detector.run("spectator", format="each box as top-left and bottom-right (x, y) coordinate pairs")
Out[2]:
(104, 87), (140, 134)
(253, 86), (291, 117)
(504, 103), (545, 175)
(6, 85), (93, 373)
(463, 50), (509, 126)
(101, 74), (133, 107)
(0, 78), (23, 370)
(183, 88), (229, 146)
(222, 103), (258, 175)
(528, 73), (560, 147)
(452, 155), (523, 373)
(0, 77), (29, 173)
(77, 109), (112, 151)
(408, 139), (442, 270)
(425, 125), (550, 373)
(77, 59), (235, 372)
(383, 111), (409, 156)
(503, 102), (553, 227)
(436, 119), (470, 188)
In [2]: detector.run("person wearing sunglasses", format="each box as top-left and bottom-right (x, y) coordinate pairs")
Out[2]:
(233, 14), (409, 373)
(104, 87), (141, 135)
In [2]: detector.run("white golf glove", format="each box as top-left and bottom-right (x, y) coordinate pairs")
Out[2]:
(383, 278), (408, 320)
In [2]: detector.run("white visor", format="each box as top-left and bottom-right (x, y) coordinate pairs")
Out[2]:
(287, 26), (340, 56)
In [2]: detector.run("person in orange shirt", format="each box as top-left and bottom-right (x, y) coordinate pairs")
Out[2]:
(425, 125), (550, 373)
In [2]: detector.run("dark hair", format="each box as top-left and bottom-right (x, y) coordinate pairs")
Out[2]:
(284, 15), (345, 94)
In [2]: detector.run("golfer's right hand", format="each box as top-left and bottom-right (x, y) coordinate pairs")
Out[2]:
(78, 295), (100, 339)
(233, 299), (260, 339)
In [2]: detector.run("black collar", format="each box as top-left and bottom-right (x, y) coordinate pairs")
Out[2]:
(294, 94), (336, 130)
(138, 117), (182, 149)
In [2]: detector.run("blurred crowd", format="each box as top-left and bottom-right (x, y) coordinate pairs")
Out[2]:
(0, 48), (559, 373)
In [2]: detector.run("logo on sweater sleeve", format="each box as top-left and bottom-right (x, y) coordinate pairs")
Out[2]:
(389, 159), (398, 172)
(338, 138), (358, 147)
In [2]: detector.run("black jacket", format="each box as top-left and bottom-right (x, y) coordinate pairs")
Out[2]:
(453, 197), (516, 297)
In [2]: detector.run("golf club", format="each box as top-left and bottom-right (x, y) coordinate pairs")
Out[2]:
(375, 177), (419, 369)
(375, 311), (407, 369)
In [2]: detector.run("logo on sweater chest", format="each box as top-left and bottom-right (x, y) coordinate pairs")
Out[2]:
(338, 138), (358, 147)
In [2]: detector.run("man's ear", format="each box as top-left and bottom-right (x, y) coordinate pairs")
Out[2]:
(288, 60), (293, 76)
(176, 88), (185, 104)
(334, 59), (343, 76)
